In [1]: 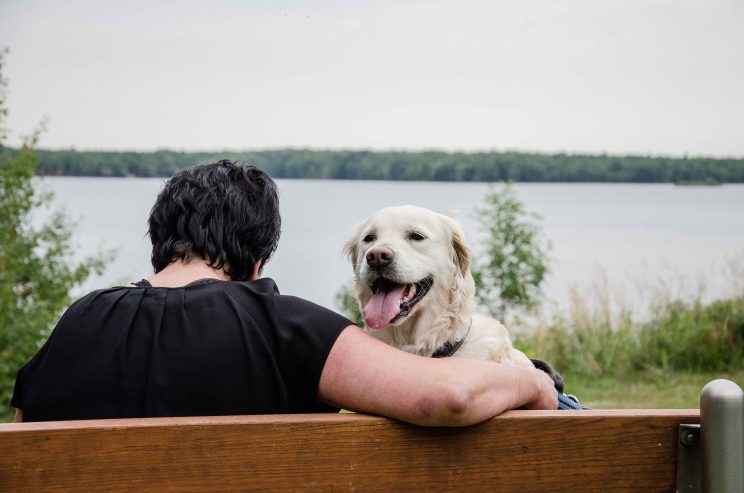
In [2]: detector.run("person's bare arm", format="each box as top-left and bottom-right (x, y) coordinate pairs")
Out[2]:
(14, 409), (22, 423)
(318, 325), (557, 427)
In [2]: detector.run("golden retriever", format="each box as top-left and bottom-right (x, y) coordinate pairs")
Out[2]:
(344, 205), (533, 365)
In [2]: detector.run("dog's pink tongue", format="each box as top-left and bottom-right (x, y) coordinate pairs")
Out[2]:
(363, 285), (406, 329)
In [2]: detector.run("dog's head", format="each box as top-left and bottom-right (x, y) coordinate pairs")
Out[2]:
(344, 205), (474, 331)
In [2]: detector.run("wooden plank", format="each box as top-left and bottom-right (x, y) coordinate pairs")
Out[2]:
(0, 410), (699, 492)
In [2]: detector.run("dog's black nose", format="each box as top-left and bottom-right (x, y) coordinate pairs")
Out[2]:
(366, 247), (395, 270)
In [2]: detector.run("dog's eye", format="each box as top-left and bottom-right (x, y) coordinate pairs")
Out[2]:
(408, 232), (426, 242)
(363, 234), (375, 243)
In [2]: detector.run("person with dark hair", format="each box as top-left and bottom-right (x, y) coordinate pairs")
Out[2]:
(11, 161), (557, 425)
(148, 162), (281, 280)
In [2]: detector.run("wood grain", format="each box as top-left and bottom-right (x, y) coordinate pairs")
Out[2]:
(0, 410), (699, 492)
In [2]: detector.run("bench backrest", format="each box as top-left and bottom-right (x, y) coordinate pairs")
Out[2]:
(0, 409), (698, 492)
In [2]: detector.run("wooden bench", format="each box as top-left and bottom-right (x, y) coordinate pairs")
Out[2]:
(0, 409), (700, 492)
(2, 379), (741, 492)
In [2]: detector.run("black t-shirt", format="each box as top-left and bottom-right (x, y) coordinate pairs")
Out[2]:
(12, 278), (351, 422)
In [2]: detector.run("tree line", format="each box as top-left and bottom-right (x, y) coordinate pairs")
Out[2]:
(5, 148), (744, 183)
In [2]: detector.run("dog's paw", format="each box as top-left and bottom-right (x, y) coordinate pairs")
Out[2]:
(530, 359), (565, 393)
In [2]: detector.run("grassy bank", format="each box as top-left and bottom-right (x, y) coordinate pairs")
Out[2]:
(512, 270), (744, 408)
(564, 370), (744, 409)
(517, 294), (744, 376)
(517, 296), (744, 377)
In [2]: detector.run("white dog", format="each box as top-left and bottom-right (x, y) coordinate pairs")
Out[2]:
(344, 205), (533, 366)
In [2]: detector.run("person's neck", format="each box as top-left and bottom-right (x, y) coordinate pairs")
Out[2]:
(147, 259), (231, 288)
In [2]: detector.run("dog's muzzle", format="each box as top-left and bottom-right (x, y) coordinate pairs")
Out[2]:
(363, 275), (433, 329)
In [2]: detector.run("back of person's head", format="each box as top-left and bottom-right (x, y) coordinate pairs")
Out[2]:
(148, 160), (281, 281)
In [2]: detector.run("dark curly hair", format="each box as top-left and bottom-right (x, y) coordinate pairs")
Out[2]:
(148, 160), (281, 281)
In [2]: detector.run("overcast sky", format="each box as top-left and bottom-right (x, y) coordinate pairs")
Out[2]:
(1, 0), (742, 156)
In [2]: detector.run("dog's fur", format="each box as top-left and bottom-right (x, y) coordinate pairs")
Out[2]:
(344, 205), (532, 366)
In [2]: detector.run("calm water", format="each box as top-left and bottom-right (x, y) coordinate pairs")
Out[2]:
(34, 177), (744, 316)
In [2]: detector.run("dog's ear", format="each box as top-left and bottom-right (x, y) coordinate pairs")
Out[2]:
(445, 215), (475, 318)
(445, 209), (462, 220)
(343, 221), (364, 268)
(447, 217), (471, 275)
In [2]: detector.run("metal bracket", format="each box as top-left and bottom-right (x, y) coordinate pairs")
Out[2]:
(676, 379), (744, 493)
(676, 424), (701, 493)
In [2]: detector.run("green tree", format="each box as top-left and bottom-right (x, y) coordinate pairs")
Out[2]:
(0, 49), (106, 421)
(472, 183), (550, 320)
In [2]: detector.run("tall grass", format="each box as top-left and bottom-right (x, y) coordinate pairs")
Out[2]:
(516, 275), (744, 378)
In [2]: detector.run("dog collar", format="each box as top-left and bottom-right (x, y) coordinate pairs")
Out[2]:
(431, 322), (472, 358)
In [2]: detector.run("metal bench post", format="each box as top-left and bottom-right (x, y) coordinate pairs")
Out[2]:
(700, 379), (744, 493)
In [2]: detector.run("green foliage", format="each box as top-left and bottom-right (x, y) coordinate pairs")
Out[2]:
(471, 183), (550, 320)
(518, 292), (744, 379)
(0, 50), (106, 421)
(335, 282), (365, 328)
(640, 298), (744, 372)
(1, 147), (743, 183)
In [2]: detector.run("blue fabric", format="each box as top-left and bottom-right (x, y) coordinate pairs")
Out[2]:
(557, 392), (591, 410)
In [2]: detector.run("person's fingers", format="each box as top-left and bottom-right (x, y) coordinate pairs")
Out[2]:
(524, 369), (559, 410)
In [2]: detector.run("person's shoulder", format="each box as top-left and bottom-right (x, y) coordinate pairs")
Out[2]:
(63, 286), (145, 315)
(208, 277), (280, 298)
(238, 277), (280, 293)
(35, 287), (139, 341)
(68, 287), (122, 305)
(240, 278), (315, 305)
(226, 278), (346, 316)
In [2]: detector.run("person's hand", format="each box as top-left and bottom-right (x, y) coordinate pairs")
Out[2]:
(523, 368), (559, 410)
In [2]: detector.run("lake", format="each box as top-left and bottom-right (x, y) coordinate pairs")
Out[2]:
(34, 177), (744, 317)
